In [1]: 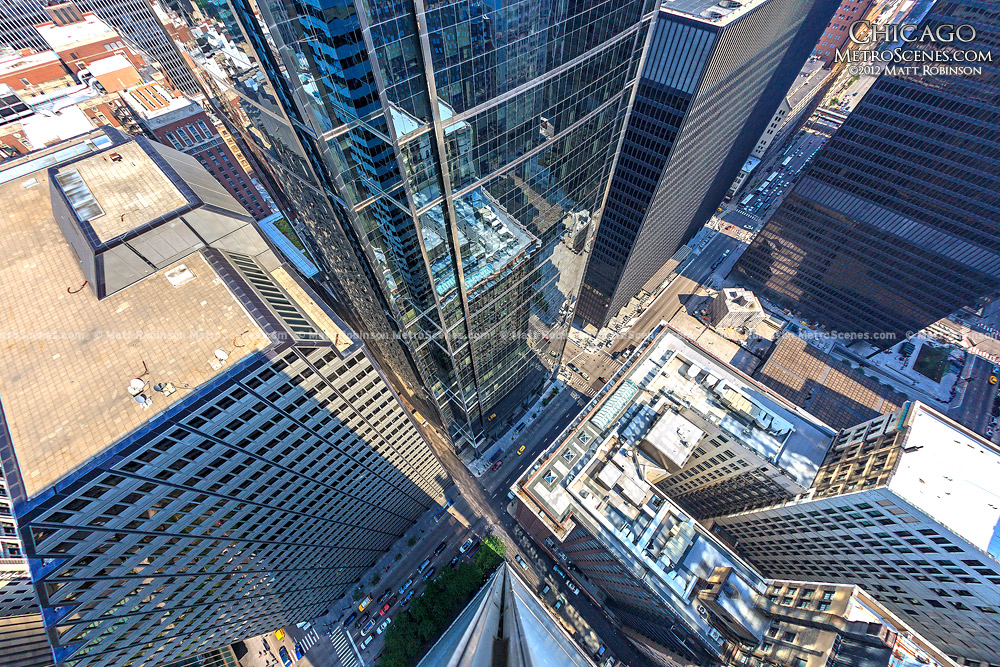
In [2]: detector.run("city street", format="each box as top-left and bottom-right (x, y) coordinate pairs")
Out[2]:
(949, 354), (999, 437)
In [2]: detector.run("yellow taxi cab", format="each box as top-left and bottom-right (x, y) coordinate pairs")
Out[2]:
(517, 444), (526, 456)
(274, 628), (286, 641)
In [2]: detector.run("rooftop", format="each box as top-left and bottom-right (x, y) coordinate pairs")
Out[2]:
(0, 131), (351, 501)
(660, 0), (769, 25)
(36, 12), (118, 52)
(0, 49), (62, 74)
(517, 336), (767, 654)
(755, 334), (906, 430)
(889, 403), (1000, 560)
(85, 53), (134, 77)
(122, 83), (197, 125)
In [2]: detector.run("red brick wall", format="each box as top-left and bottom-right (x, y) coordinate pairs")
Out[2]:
(812, 0), (875, 65)
(147, 108), (271, 220)
(0, 58), (70, 91)
(57, 39), (145, 74)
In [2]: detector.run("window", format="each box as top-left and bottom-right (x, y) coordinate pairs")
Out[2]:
(782, 632), (796, 642)
(18, 77), (29, 86)
(818, 602), (831, 611)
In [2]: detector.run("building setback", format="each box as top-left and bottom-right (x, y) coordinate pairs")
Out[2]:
(0, 127), (448, 667)
(575, 0), (839, 329)
(511, 335), (955, 666)
(0, 0), (198, 94)
(185, 0), (655, 448)
(123, 82), (271, 220)
(711, 402), (1000, 665)
(735, 0), (1000, 343)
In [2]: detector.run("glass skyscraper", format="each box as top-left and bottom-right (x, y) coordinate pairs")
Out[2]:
(190, 0), (656, 447)
(736, 0), (1000, 342)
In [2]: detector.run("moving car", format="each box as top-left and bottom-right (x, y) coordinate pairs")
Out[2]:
(466, 540), (482, 558)
(360, 635), (374, 649)
(423, 566), (437, 581)
(355, 612), (370, 629)
(399, 578), (413, 594)
(379, 601), (392, 616)
(402, 590), (416, 606)
(492, 459), (503, 471)
(377, 588), (391, 605)
(294, 645), (303, 659)
(358, 595), (372, 612)
(361, 617), (376, 635)
(434, 541), (448, 556)
(514, 554), (529, 570)
(377, 617), (393, 635)
(553, 564), (566, 579)
(417, 558), (432, 574)
(517, 444), (526, 455)
(278, 646), (292, 667)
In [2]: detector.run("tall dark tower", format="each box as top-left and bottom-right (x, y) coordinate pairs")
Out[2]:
(575, 0), (839, 328)
(735, 0), (1000, 342)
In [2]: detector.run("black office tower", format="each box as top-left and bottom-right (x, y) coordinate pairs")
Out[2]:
(575, 0), (838, 328)
(736, 0), (1000, 342)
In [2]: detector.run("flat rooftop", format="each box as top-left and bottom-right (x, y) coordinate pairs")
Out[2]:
(0, 137), (271, 499)
(617, 329), (834, 487)
(57, 140), (188, 242)
(36, 13), (117, 52)
(755, 334), (906, 430)
(890, 403), (1000, 560)
(516, 337), (771, 656)
(660, 0), (769, 25)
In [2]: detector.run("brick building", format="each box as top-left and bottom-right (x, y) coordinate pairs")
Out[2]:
(35, 8), (146, 75)
(812, 0), (876, 65)
(123, 82), (271, 220)
(0, 49), (73, 98)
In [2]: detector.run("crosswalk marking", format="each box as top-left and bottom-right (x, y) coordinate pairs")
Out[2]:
(299, 627), (320, 653)
(329, 626), (361, 667)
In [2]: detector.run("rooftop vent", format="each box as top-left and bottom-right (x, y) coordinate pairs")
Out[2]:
(164, 264), (195, 288)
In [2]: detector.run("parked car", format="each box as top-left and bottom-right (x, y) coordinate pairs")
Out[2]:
(361, 617), (376, 635)
(423, 566), (437, 581)
(379, 601), (392, 616)
(399, 578), (413, 594)
(377, 588), (391, 605)
(434, 540), (448, 556)
(466, 540), (481, 558)
(278, 646), (293, 667)
(554, 596), (565, 610)
(377, 617), (392, 635)
(515, 554), (529, 570)
(294, 645), (303, 659)
(541, 584), (551, 596)
(343, 612), (357, 627)
(449, 555), (460, 568)
(262, 638), (271, 653)
(595, 644), (607, 658)
(417, 558), (432, 574)
(460, 538), (474, 553)
(598, 377), (606, 383)
(553, 564), (566, 579)
(492, 459), (503, 471)
(567, 580), (580, 595)
(355, 612), (370, 629)
(402, 590), (416, 606)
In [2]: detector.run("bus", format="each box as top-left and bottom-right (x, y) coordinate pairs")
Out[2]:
(740, 193), (754, 206)
(781, 156), (793, 167)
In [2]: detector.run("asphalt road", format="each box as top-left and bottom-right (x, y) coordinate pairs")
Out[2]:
(949, 355), (998, 437)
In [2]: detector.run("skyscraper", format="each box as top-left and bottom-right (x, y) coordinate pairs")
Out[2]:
(183, 0), (656, 447)
(510, 338), (955, 665)
(416, 563), (597, 667)
(574, 0), (839, 328)
(0, 0), (200, 94)
(0, 127), (448, 667)
(735, 0), (1000, 342)
(711, 402), (1000, 664)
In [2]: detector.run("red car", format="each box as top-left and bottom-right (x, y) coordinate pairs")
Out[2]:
(379, 602), (392, 616)
(492, 460), (503, 471)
